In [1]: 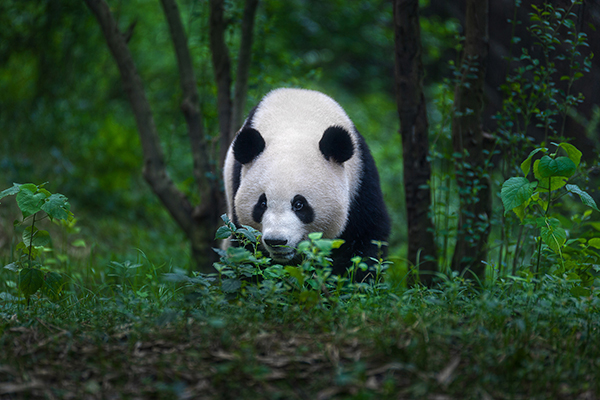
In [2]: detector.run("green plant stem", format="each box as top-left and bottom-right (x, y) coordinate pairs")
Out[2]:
(536, 174), (554, 275)
(512, 224), (524, 276)
(28, 213), (37, 267)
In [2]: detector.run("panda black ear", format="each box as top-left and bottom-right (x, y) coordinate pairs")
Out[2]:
(319, 126), (354, 164)
(233, 127), (265, 164)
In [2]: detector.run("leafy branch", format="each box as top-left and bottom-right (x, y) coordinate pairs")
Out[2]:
(501, 143), (599, 278)
(1, 183), (73, 305)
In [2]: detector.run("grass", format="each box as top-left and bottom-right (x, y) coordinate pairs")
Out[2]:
(1, 201), (599, 399)
(1, 259), (599, 399)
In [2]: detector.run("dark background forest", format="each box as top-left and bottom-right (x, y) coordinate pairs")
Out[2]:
(1, 0), (599, 274)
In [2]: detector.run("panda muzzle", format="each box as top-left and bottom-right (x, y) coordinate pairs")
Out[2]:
(263, 238), (296, 261)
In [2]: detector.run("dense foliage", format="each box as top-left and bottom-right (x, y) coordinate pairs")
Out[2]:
(1, 0), (599, 398)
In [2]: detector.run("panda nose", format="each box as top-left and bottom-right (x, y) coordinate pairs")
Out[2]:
(264, 238), (288, 247)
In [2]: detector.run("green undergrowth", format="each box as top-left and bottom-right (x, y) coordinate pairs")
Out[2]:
(1, 187), (599, 399)
(1, 271), (599, 399)
(1, 217), (599, 399)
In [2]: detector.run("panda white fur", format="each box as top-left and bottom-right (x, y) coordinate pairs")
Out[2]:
(223, 88), (390, 278)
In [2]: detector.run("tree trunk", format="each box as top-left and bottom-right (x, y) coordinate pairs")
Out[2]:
(209, 0), (233, 167)
(231, 0), (260, 140)
(393, 0), (438, 286)
(451, 0), (490, 280)
(210, 0), (260, 168)
(85, 0), (222, 272)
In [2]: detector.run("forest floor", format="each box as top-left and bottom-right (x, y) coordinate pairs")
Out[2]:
(1, 272), (599, 400)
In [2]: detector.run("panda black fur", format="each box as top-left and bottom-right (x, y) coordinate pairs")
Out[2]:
(223, 88), (390, 279)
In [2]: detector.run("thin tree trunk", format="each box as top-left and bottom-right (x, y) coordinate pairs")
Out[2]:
(85, 0), (219, 271)
(210, 0), (259, 169)
(209, 0), (233, 167)
(393, 0), (438, 286)
(451, 0), (490, 280)
(160, 0), (223, 268)
(231, 0), (260, 139)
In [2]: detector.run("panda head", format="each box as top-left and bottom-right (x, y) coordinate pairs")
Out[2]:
(230, 89), (362, 263)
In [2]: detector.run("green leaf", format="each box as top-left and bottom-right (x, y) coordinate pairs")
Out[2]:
(22, 227), (51, 248)
(285, 266), (305, 287)
(16, 241), (39, 259)
(512, 200), (530, 222)
(71, 239), (87, 248)
(501, 177), (537, 213)
(570, 286), (591, 297)
(19, 183), (38, 193)
(221, 278), (242, 293)
(4, 262), (19, 272)
(308, 232), (324, 241)
(537, 156), (576, 178)
(42, 271), (65, 302)
(536, 176), (568, 192)
(18, 267), (44, 298)
(557, 143), (582, 167)
(0, 183), (21, 202)
(588, 238), (600, 249)
(215, 225), (233, 240)
(565, 184), (600, 212)
(225, 247), (255, 264)
(16, 188), (47, 219)
(540, 218), (566, 254)
(237, 227), (258, 243)
(41, 193), (70, 221)
(520, 147), (546, 176)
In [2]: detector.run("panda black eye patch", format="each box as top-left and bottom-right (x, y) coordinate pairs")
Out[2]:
(252, 193), (268, 223)
(291, 195), (314, 224)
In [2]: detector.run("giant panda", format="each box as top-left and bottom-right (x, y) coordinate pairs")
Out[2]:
(223, 88), (390, 279)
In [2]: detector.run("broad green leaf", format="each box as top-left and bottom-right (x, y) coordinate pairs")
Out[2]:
(298, 290), (320, 307)
(308, 232), (324, 240)
(566, 272), (580, 281)
(18, 267), (44, 298)
(221, 278), (242, 293)
(4, 262), (19, 272)
(501, 177), (537, 213)
(71, 239), (87, 248)
(332, 239), (345, 249)
(558, 143), (582, 167)
(41, 193), (70, 221)
(19, 183), (38, 193)
(512, 200), (529, 222)
(540, 218), (566, 254)
(537, 156), (576, 178)
(536, 176), (568, 192)
(16, 188), (47, 218)
(285, 266), (305, 287)
(225, 247), (255, 264)
(0, 183), (21, 202)
(570, 286), (591, 297)
(16, 241), (40, 259)
(237, 227), (257, 243)
(565, 184), (600, 212)
(588, 238), (600, 249)
(42, 271), (65, 302)
(22, 227), (51, 248)
(520, 147), (546, 176)
(215, 225), (233, 240)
